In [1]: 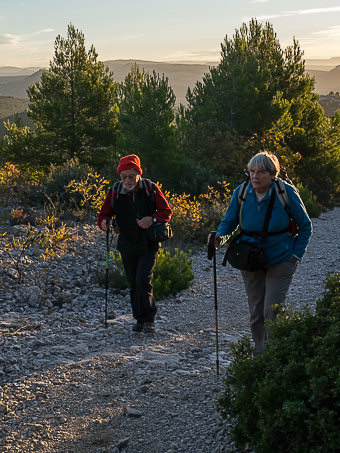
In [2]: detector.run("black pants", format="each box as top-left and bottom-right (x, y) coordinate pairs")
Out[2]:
(121, 249), (158, 323)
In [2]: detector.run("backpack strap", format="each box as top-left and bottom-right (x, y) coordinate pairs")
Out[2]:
(274, 178), (289, 207)
(238, 179), (250, 229)
(141, 178), (156, 202)
(110, 181), (123, 210)
(238, 180), (292, 241)
(260, 188), (277, 243)
(238, 179), (249, 204)
(241, 188), (285, 243)
(274, 178), (294, 219)
(274, 178), (299, 236)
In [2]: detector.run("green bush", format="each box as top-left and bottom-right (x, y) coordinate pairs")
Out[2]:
(40, 159), (92, 208)
(218, 273), (340, 453)
(153, 248), (194, 300)
(107, 248), (194, 301)
(109, 251), (130, 290)
(297, 183), (323, 218)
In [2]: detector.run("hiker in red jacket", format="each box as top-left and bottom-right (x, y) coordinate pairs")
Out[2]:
(98, 154), (172, 333)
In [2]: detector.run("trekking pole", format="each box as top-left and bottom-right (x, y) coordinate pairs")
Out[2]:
(208, 231), (220, 377)
(104, 219), (111, 328)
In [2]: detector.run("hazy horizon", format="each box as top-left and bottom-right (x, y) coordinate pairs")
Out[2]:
(1, 1), (340, 68)
(1, 55), (340, 73)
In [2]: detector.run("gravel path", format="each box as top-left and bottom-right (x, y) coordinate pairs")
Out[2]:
(0, 207), (339, 453)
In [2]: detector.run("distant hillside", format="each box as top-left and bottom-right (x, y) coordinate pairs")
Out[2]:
(104, 59), (212, 105)
(0, 60), (339, 123)
(0, 66), (41, 76)
(0, 61), (211, 105)
(305, 57), (340, 71)
(0, 70), (44, 99)
(106, 59), (336, 103)
(0, 96), (28, 119)
(307, 66), (340, 95)
(0, 96), (30, 139)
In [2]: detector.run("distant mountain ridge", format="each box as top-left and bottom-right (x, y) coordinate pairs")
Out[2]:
(0, 66), (42, 76)
(104, 59), (212, 105)
(0, 58), (339, 114)
(304, 57), (340, 71)
(0, 70), (44, 99)
(308, 65), (340, 96)
(1, 56), (340, 76)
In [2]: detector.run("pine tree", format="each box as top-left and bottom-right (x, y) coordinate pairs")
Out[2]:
(181, 19), (334, 201)
(27, 24), (119, 166)
(118, 64), (180, 188)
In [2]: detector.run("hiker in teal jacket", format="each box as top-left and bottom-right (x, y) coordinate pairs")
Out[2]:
(214, 151), (312, 353)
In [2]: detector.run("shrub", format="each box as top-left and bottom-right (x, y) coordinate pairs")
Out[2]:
(66, 172), (110, 220)
(109, 251), (130, 290)
(40, 159), (92, 209)
(153, 248), (194, 300)
(0, 162), (22, 206)
(34, 215), (73, 259)
(296, 183), (323, 218)
(166, 181), (231, 247)
(1, 163), (44, 209)
(105, 247), (194, 301)
(218, 273), (340, 453)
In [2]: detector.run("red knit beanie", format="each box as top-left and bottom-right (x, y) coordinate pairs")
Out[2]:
(117, 154), (143, 175)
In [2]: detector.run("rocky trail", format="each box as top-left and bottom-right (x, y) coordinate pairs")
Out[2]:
(0, 208), (339, 453)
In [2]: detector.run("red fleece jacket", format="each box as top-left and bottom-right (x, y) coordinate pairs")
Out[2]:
(97, 182), (172, 230)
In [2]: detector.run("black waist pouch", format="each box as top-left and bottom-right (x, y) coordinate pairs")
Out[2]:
(147, 222), (173, 242)
(224, 236), (267, 271)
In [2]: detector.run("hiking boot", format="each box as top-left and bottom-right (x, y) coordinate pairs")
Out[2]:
(132, 322), (144, 332)
(143, 322), (155, 334)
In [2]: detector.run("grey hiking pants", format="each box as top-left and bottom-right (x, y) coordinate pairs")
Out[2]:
(241, 257), (299, 353)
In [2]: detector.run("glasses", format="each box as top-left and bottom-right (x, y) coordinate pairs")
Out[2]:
(120, 173), (138, 181)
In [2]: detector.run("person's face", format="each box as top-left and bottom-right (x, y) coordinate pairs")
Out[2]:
(249, 166), (275, 194)
(120, 169), (140, 191)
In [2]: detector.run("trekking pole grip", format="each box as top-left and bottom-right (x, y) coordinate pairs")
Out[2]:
(207, 231), (216, 261)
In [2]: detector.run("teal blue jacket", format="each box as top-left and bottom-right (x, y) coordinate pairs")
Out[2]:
(217, 180), (312, 266)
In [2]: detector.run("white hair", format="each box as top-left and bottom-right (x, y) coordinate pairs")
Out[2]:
(248, 152), (280, 177)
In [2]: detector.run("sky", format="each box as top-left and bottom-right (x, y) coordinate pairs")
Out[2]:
(1, 0), (340, 67)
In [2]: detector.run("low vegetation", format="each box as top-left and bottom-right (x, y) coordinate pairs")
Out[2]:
(153, 248), (194, 300)
(105, 248), (194, 301)
(218, 273), (340, 453)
